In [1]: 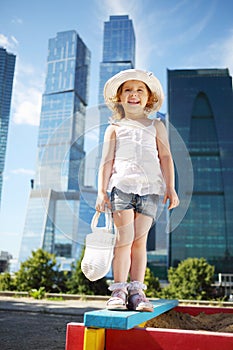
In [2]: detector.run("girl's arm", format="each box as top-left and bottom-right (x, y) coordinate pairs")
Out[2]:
(95, 124), (116, 212)
(155, 120), (179, 210)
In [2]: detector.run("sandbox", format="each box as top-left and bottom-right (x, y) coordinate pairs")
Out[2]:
(66, 304), (233, 350)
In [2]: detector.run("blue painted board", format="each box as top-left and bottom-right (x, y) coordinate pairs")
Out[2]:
(84, 299), (178, 330)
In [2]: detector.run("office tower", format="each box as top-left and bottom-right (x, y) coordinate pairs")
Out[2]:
(98, 15), (136, 148)
(19, 31), (90, 263)
(95, 16), (168, 279)
(168, 69), (233, 273)
(78, 15), (136, 237)
(0, 47), (16, 204)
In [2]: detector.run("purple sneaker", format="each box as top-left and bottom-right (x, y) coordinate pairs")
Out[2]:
(106, 282), (129, 310)
(127, 291), (154, 312)
(106, 289), (128, 310)
(127, 281), (154, 312)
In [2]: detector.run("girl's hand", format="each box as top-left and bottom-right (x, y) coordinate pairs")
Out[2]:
(163, 187), (179, 210)
(95, 192), (111, 212)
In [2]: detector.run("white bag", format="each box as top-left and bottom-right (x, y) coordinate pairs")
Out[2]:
(81, 210), (115, 281)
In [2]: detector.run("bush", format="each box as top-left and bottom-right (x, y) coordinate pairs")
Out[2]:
(29, 287), (46, 299)
(15, 249), (66, 292)
(66, 248), (109, 295)
(0, 272), (15, 291)
(144, 267), (161, 297)
(161, 257), (215, 300)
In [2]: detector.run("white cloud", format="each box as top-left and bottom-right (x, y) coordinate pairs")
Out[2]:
(174, 5), (215, 45)
(2, 173), (9, 182)
(0, 34), (9, 47)
(13, 86), (42, 126)
(0, 33), (18, 52)
(11, 168), (35, 176)
(11, 17), (23, 25)
(101, 0), (136, 15)
(168, 0), (189, 14)
(183, 29), (233, 75)
(12, 58), (43, 126)
(11, 36), (19, 45)
(96, 0), (215, 70)
(0, 33), (43, 126)
(221, 30), (233, 75)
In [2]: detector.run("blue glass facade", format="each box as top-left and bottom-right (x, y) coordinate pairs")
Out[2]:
(0, 47), (16, 204)
(35, 31), (90, 191)
(98, 16), (135, 150)
(168, 69), (233, 273)
(95, 16), (169, 279)
(75, 16), (136, 249)
(19, 31), (90, 262)
(20, 189), (80, 261)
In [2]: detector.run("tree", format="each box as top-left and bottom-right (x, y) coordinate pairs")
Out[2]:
(0, 272), (15, 291)
(15, 249), (66, 292)
(67, 248), (109, 295)
(161, 257), (215, 300)
(144, 267), (161, 297)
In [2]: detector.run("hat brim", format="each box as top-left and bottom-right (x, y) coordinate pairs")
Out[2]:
(104, 69), (164, 113)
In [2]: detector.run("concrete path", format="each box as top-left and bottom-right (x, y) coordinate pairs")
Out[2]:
(0, 296), (107, 350)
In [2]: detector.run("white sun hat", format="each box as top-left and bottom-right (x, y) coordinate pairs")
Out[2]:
(104, 69), (164, 113)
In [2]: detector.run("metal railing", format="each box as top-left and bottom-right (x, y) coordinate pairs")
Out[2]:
(218, 273), (233, 297)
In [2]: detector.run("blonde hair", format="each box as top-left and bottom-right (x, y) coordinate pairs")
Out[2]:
(109, 82), (159, 120)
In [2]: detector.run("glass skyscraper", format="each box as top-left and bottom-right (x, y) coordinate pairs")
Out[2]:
(77, 15), (136, 237)
(95, 16), (168, 278)
(19, 31), (90, 262)
(98, 15), (135, 148)
(0, 47), (16, 204)
(168, 69), (233, 273)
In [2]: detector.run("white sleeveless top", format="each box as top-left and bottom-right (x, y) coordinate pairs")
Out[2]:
(108, 118), (165, 196)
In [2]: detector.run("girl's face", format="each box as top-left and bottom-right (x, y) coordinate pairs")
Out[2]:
(119, 80), (149, 113)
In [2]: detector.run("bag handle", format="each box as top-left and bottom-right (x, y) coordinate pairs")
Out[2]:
(91, 211), (101, 230)
(91, 208), (112, 231)
(105, 208), (112, 231)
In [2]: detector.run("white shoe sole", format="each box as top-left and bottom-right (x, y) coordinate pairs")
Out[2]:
(106, 304), (127, 310)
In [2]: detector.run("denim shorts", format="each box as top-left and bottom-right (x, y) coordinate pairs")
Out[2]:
(110, 187), (159, 220)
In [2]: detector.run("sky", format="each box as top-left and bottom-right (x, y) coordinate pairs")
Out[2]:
(0, 0), (233, 259)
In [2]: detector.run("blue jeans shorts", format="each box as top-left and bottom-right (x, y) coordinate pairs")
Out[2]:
(110, 187), (159, 221)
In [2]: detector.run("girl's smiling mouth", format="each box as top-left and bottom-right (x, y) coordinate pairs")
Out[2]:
(128, 100), (140, 104)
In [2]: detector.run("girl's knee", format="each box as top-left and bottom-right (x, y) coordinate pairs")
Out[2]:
(115, 241), (133, 251)
(132, 237), (147, 251)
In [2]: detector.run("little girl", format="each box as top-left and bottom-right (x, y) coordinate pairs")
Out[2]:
(96, 69), (179, 311)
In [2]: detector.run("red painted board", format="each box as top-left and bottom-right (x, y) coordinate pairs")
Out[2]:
(106, 327), (233, 350)
(175, 305), (233, 316)
(65, 323), (84, 350)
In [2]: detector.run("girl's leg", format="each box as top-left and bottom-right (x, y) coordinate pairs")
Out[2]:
(106, 209), (134, 310)
(112, 209), (135, 282)
(130, 212), (153, 282)
(127, 213), (154, 312)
